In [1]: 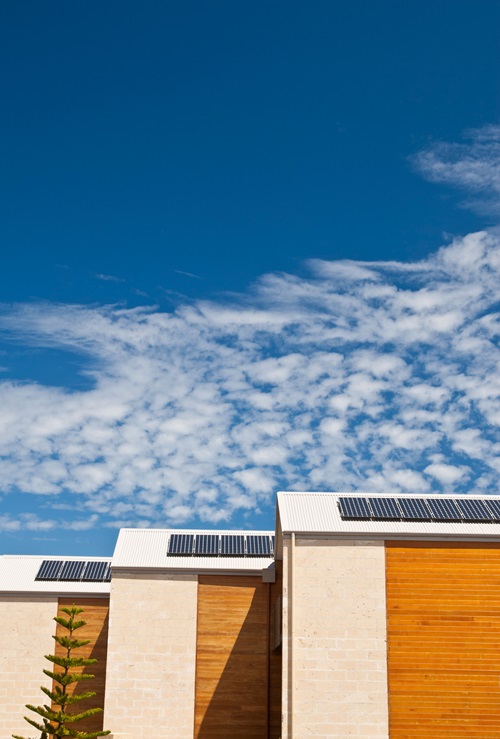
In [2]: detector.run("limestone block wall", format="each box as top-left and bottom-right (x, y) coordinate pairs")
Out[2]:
(103, 572), (198, 739)
(284, 538), (389, 739)
(0, 596), (58, 738)
(281, 539), (290, 737)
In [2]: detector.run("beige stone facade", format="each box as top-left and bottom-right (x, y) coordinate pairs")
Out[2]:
(103, 572), (198, 739)
(282, 537), (389, 739)
(6, 495), (497, 738)
(0, 596), (58, 738)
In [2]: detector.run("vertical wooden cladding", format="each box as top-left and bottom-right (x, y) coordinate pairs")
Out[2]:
(53, 598), (109, 734)
(386, 542), (500, 739)
(195, 575), (269, 738)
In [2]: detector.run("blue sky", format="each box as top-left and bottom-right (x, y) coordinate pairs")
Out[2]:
(1, 1), (499, 554)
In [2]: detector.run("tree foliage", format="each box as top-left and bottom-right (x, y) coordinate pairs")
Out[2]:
(13, 605), (110, 739)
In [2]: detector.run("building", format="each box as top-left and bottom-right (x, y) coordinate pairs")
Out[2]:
(3, 491), (500, 738)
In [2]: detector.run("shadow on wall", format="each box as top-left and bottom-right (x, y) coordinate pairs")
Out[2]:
(195, 575), (279, 739)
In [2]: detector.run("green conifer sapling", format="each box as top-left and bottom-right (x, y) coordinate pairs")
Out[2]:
(13, 604), (110, 739)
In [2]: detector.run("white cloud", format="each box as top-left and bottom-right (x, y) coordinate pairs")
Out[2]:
(388, 469), (430, 493)
(424, 463), (470, 486)
(0, 228), (499, 529)
(413, 125), (500, 214)
(174, 269), (204, 280)
(0, 512), (97, 532)
(95, 273), (125, 282)
(2, 123), (500, 530)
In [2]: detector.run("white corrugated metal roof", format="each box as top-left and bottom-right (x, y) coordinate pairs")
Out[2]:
(112, 528), (275, 572)
(0, 555), (111, 595)
(277, 491), (500, 539)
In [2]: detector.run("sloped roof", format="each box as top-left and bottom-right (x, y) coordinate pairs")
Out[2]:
(0, 555), (112, 596)
(112, 527), (275, 573)
(277, 491), (500, 539)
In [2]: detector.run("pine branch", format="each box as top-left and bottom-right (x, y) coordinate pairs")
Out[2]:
(60, 706), (103, 722)
(54, 635), (91, 649)
(60, 606), (84, 617)
(45, 654), (98, 668)
(20, 715), (48, 732)
(41, 684), (70, 705)
(42, 684), (98, 706)
(24, 702), (59, 721)
(43, 668), (96, 685)
(65, 690), (97, 705)
(54, 617), (86, 631)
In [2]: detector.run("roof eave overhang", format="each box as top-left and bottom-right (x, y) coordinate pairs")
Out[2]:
(0, 590), (110, 598)
(111, 565), (270, 577)
(281, 531), (500, 542)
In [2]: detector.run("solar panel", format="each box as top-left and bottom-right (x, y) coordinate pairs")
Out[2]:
(338, 497), (371, 519)
(35, 559), (111, 582)
(194, 534), (219, 556)
(246, 535), (272, 556)
(168, 533), (194, 556)
(59, 560), (86, 581)
(82, 560), (110, 581)
(220, 534), (245, 556)
(484, 499), (500, 522)
(367, 498), (402, 520)
(455, 498), (492, 522)
(337, 495), (500, 525)
(36, 560), (63, 581)
(398, 498), (432, 521)
(426, 498), (462, 521)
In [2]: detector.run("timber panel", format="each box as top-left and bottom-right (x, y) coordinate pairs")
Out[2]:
(195, 575), (269, 738)
(386, 541), (500, 739)
(53, 598), (109, 734)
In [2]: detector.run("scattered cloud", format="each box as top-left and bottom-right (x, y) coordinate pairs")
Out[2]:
(0, 512), (98, 533)
(95, 273), (125, 283)
(174, 269), (204, 280)
(1, 128), (500, 532)
(0, 229), (499, 528)
(413, 124), (500, 214)
(424, 462), (470, 485)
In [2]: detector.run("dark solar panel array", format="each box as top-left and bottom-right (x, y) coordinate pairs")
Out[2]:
(368, 497), (401, 520)
(36, 560), (64, 581)
(337, 497), (371, 520)
(168, 533), (195, 555)
(195, 534), (219, 556)
(83, 561), (111, 582)
(221, 534), (245, 556)
(398, 497), (430, 520)
(59, 560), (86, 581)
(426, 498), (462, 521)
(455, 498), (491, 521)
(486, 500), (500, 520)
(168, 533), (274, 557)
(35, 560), (111, 582)
(338, 496), (500, 524)
(247, 535), (272, 556)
